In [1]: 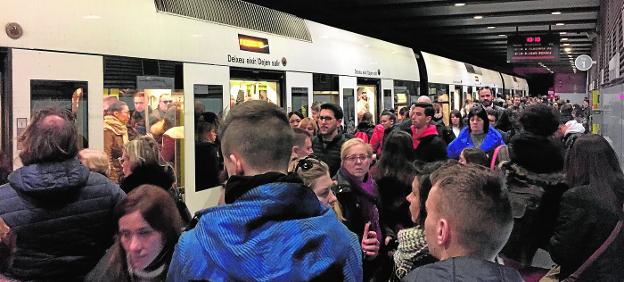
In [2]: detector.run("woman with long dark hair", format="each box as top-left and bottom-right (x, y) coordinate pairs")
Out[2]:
(549, 135), (624, 281)
(371, 130), (416, 240)
(86, 185), (183, 282)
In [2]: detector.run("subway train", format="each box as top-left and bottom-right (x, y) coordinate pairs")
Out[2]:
(0, 0), (528, 214)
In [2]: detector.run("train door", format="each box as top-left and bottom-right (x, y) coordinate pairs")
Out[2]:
(229, 68), (285, 111)
(381, 79), (393, 113)
(286, 72), (312, 116)
(11, 49), (102, 168)
(339, 76), (356, 133)
(184, 63), (228, 214)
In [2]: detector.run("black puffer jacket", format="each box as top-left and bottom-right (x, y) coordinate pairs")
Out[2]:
(500, 162), (567, 266)
(313, 134), (352, 177)
(401, 256), (523, 282)
(550, 185), (624, 281)
(0, 158), (125, 281)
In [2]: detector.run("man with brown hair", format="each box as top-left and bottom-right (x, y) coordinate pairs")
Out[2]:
(403, 163), (522, 281)
(0, 107), (125, 281)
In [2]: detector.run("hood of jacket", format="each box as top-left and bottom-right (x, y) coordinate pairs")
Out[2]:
(564, 120), (585, 135)
(120, 164), (175, 193)
(509, 133), (564, 174)
(188, 180), (361, 281)
(503, 162), (566, 189)
(8, 158), (90, 198)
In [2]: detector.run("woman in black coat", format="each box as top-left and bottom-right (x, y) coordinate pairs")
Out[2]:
(119, 136), (191, 224)
(549, 135), (624, 281)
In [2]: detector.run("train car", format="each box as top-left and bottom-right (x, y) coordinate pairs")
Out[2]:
(419, 52), (515, 124)
(501, 73), (529, 97)
(0, 0), (421, 213)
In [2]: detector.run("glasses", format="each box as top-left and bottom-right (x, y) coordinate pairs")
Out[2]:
(344, 155), (369, 163)
(161, 100), (173, 104)
(318, 116), (334, 121)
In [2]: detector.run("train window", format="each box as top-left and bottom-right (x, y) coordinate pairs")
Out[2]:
(194, 85), (223, 115)
(342, 88), (355, 134)
(313, 73), (339, 105)
(145, 89), (185, 186)
(383, 89), (392, 112)
(356, 85), (376, 123)
(30, 80), (88, 149)
(393, 80), (416, 110)
(194, 84), (223, 192)
(230, 80), (280, 106)
(291, 87), (308, 116)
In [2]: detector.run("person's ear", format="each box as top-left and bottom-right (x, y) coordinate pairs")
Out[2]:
(226, 153), (244, 176)
(437, 218), (451, 248)
(291, 145), (300, 156)
(426, 116), (432, 123)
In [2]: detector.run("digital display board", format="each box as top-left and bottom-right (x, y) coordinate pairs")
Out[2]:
(507, 34), (560, 63)
(238, 34), (270, 54)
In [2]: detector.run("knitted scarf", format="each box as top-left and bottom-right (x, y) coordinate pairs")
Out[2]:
(393, 226), (429, 280)
(104, 115), (129, 144)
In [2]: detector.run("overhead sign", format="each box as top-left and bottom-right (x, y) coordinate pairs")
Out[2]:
(507, 34), (560, 63)
(575, 54), (593, 71)
(238, 34), (270, 54)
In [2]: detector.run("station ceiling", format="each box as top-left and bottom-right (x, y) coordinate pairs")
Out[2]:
(244, 0), (600, 77)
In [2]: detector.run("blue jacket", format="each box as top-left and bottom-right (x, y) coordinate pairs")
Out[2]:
(0, 158), (125, 281)
(167, 181), (363, 282)
(447, 126), (505, 159)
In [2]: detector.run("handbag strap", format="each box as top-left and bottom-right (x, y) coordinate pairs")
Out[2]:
(490, 145), (504, 171)
(563, 205), (624, 282)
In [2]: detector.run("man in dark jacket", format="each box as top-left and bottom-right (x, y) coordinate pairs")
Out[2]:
(409, 103), (447, 163)
(0, 108), (125, 281)
(312, 103), (352, 176)
(167, 101), (362, 281)
(403, 163), (522, 282)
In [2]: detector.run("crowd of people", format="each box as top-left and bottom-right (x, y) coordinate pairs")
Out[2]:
(0, 86), (622, 282)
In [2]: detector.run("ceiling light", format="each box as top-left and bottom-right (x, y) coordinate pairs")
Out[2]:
(487, 26), (496, 29)
(474, 15), (483, 19)
(551, 11), (562, 15)
(498, 34), (506, 37)
(556, 23), (565, 26)
(561, 38), (568, 41)
(563, 43), (570, 46)
(454, 3), (466, 6)
(564, 47), (572, 52)
(560, 32), (567, 35)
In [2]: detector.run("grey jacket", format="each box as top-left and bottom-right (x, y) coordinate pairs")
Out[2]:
(402, 256), (523, 282)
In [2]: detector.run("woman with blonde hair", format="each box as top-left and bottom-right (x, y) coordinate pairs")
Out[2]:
(298, 117), (318, 137)
(79, 148), (110, 176)
(333, 138), (382, 280)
